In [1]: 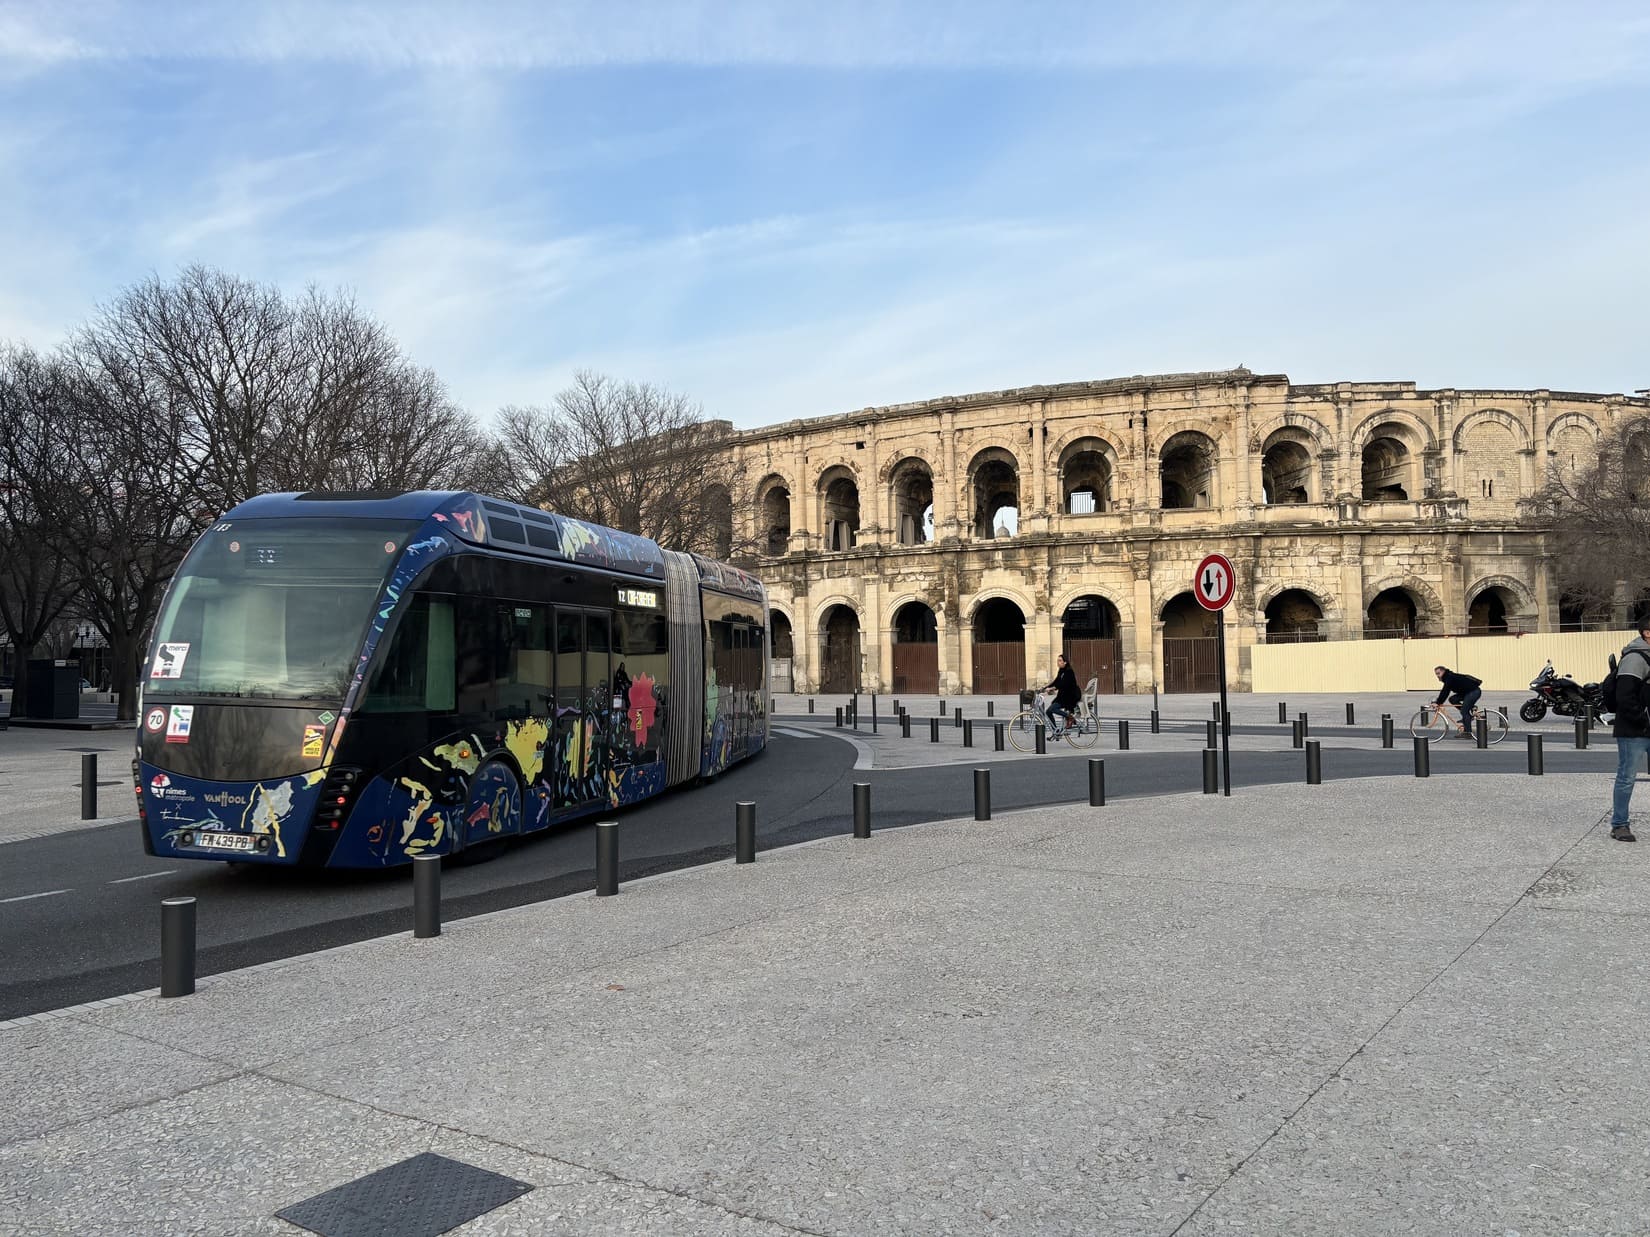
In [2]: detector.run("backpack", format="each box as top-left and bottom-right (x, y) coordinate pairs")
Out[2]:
(1601, 648), (1649, 714)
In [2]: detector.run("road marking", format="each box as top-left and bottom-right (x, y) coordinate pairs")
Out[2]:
(772, 727), (820, 740)
(108, 870), (178, 884)
(0, 889), (69, 904)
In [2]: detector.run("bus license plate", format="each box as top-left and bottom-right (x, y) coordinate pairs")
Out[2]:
(198, 832), (254, 853)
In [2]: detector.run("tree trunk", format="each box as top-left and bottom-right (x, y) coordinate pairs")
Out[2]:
(111, 632), (142, 722)
(8, 641), (34, 718)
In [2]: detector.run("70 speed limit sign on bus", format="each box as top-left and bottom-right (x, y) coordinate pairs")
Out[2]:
(1193, 553), (1235, 611)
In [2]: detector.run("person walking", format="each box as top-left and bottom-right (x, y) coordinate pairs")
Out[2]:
(1432, 665), (1484, 737)
(1608, 616), (1650, 842)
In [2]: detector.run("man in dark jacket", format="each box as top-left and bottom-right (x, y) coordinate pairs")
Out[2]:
(1609, 617), (1650, 842)
(1433, 666), (1483, 737)
(1042, 653), (1082, 734)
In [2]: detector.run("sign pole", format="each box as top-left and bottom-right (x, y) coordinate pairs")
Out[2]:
(1216, 607), (1231, 796)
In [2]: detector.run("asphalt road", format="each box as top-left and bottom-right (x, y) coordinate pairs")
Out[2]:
(0, 724), (1620, 1020)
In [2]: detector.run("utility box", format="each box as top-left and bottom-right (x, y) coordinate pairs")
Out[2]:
(24, 660), (80, 720)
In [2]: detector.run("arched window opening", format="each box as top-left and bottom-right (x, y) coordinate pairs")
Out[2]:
(1265, 590), (1324, 642)
(1260, 441), (1312, 504)
(889, 460), (935, 545)
(1160, 591), (1219, 692)
(820, 470), (860, 552)
(1362, 434), (1412, 501)
(1061, 594), (1123, 693)
(970, 598), (1026, 695)
(1062, 449), (1112, 514)
(893, 601), (938, 643)
(891, 600), (939, 694)
(770, 612), (794, 658)
(1159, 432), (1216, 510)
(970, 454), (1020, 539)
(1160, 592), (1215, 638)
(761, 484), (791, 556)
(1365, 587), (1419, 639)
(769, 612), (794, 691)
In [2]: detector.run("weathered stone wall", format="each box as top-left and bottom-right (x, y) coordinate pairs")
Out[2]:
(733, 369), (1650, 693)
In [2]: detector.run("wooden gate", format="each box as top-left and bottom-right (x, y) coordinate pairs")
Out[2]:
(821, 626), (860, 692)
(971, 641), (1026, 695)
(1163, 637), (1220, 693)
(891, 643), (938, 694)
(1063, 638), (1123, 695)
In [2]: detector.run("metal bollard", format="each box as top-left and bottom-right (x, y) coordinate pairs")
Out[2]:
(1212, 701), (1222, 720)
(1291, 718), (1304, 749)
(1202, 749), (1218, 794)
(596, 821), (620, 895)
(413, 853), (441, 937)
(1498, 705), (1509, 723)
(835, 707), (843, 728)
(1278, 701), (1288, 723)
(1088, 758), (1105, 806)
(871, 695), (878, 734)
(1345, 702), (1355, 725)
(987, 701), (995, 717)
(1381, 715), (1393, 748)
(974, 768), (991, 821)
(1035, 723), (1046, 754)
(1118, 719), (1130, 750)
(1205, 719), (1217, 749)
(1306, 739), (1322, 784)
(1475, 716), (1488, 749)
(1413, 735), (1430, 778)
(1150, 709), (1160, 733)
(853, 783), (871, 839)
(901, 712), (911, 739)
(994, 722), (1005, 751)
(736, 801), (756, 863)
(1574, 717), (1589, 749)
(1527, 734), (1544, 776)
(1223, 710), (1231, 739)
(963, 719), (974, 748)
(1298, 712), (1309, 738)
(81, 752), (97, 821)
(808, 698), (814, 714)
(160, 896), (196, 998)
(954, 707), (962, 728)
(930, 717), (940, 743)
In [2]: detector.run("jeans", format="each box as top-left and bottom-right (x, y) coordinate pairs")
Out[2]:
(1612, 735), (1650, 826)
(1451, 689), (1482, 731)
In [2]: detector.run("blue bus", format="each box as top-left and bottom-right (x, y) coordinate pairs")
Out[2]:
(134, 491), (769, 868)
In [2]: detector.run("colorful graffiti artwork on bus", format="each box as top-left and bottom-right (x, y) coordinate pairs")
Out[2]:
(154, 769), (327, 858)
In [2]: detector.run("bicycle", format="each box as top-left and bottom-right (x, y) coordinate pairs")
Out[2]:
(1408, 701), (1509, 744)
(1009, 692), (1099, 751)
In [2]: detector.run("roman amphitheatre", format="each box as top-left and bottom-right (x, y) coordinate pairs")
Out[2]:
(724, 367), (1649, 695)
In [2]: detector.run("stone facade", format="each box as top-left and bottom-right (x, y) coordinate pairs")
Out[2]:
(729, 369), (1650, 694)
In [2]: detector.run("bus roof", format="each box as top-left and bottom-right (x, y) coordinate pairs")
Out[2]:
(222, 491), (671, 582)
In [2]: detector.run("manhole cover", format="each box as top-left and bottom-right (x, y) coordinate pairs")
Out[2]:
(276, 1152), (532, 1237)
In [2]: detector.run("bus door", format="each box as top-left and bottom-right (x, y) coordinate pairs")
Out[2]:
(553, 608), (613, 811)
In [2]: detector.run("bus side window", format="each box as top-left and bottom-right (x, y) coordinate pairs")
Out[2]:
(455, 597), (495, 717)
(499, 604), (553, 720)
(585, 612), (612, 706)
(361, 594), (456, 714)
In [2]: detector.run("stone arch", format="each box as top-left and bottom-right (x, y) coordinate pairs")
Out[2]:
(1547, 413), (1601, 482)
(1363, 575), (1445, 637)
(809, 593), (865, 631)
(1262, 587), (1329, 642)
(1466, 573), (1537, 634)
(1247, 412), (1334, 456)
(1350, 409), (1436, 456)
(888, 597), (940, 693)
(816, 602), (862, 693)
(1452, 407), (1531, 453)
(817, 464), (861, 552)
(756, 473), (793, 556)
(1048, 425), (1129, 463)
(1146, 417), (1228, 456)
(885, 592), (947, 633)
(1357, 416), (1431, 501)
(768, 607), (795, 659)
(1055, 435), (1121, 514)
(1051, 583), (1135, 629)
(877, 444), (938, 484)
(966, 585), (1038, 623)
(1256, 579), (1337, 616)
(885, 455), (936, 545)
(969, 592), (1030, 695)
(1158, 429), (1219, 510)
(1259, 427), (1317, 504)
(965, 445), (1022, 538)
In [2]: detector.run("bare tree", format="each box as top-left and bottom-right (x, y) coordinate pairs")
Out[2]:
(0, 346), (81, 717)
(491, 371), (748, 558)
(1528, 417), (1650, 622)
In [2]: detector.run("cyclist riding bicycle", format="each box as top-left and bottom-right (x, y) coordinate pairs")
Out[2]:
(1041, 653), (1082, 734)
(1432, 665), (1483, 737)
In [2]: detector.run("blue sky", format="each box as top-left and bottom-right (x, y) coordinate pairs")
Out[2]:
(2, 1), (1648, 426)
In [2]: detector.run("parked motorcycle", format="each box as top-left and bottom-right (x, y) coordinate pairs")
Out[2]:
(1520, 660), (1606, 723)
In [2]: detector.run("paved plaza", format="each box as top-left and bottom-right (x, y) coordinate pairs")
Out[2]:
(1, 739), (1646, 1234)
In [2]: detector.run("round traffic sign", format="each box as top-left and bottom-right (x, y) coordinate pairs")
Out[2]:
(1193, 553), (1235, 611)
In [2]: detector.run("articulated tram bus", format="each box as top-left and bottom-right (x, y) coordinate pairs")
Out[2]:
(134, 491), (769, 868)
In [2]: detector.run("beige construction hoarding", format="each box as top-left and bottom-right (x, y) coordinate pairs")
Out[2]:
(1251, 631), (1636, 694)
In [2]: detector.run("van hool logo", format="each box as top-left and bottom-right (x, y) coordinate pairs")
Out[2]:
(203, 790), (249, 807)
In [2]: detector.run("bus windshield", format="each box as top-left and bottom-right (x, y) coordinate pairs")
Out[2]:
(144, 518), (419, 702)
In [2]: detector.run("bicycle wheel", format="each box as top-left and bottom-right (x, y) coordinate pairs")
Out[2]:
(1481, 709), (1510, 745)
(1409, 708), (1448, 743)
(1007, 710), (1040, 753)
(1064, 716), (1098, 749)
